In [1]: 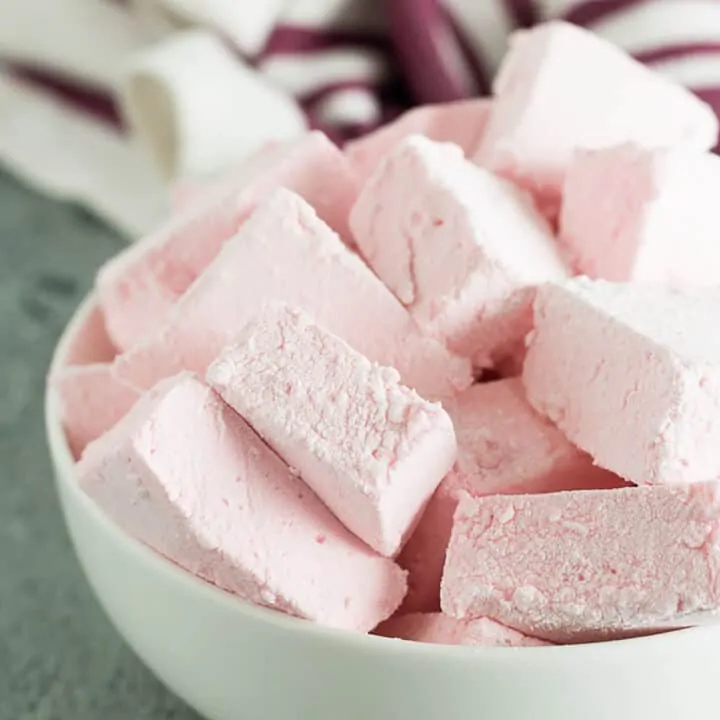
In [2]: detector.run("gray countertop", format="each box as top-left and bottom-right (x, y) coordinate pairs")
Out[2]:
(0, 170), (199, 719)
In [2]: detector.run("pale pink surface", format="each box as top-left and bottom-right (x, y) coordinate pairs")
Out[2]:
(345, 99), (492, 183)
(207, 305), (457, 557)
(114, 189), (471, 403)
(170, 182), (201, 212)
(351, 135), (566, 368)
(523, 278), (720, 486)
(441, 485), (720, 643)
(97, 132), (358, 351)
(374, 612), (548, 647)
(398, 379), (626, 612)
(64, 305), (117, 365)
(560, 143), (720, 286)
(475, 22), (718, 223)
(170, 142), (280, 211)
(53, 363), (140, 460)
(78, 373), (407, 632)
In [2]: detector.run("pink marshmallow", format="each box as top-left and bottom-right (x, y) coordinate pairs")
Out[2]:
(114, 189), (471, 404)
(97, 132), (358, 350)
(207, 304), (458, 557)
(523, 278), (720, 486)
(345, 99), (492, 183)
(350, 135), (567, 368)
(441, 484), (720, 643)
(560, 143), (720, 286)
(449, 379), (623, 496)
(375, 612), (548, 647)
(78, 373), (407, 632)
(64, 305), (118, 365)
(170, 142), (282, 211)
(475, 22), (718, 223)
(398, 378), (626, 612)
(53, 363), (140, 459)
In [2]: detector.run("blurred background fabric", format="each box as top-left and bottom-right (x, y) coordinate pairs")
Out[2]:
(1, 0), (720, 239)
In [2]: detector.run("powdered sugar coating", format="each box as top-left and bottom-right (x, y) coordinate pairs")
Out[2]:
(207, 305), (457, 557)
(114, 189), (471, 404)
(523, 278), (720, 486)
(441, 485), (720, 643)
(398, 379), (625, 612)
(351, 135), (566, 367)
(78, 373), (407, 632)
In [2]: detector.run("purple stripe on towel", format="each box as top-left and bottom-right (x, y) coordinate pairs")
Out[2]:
(389, 0), (484, 104)
(6, 62), (124, 129)
(309, 118), (380, 145)
(634, 41), (720, 66)
(503, 0), (538, 28)
(691, 87), (720, 150)
(443, 4), (492, 96)
(563, 0), (653, 28)
(260, 25), (392, 58)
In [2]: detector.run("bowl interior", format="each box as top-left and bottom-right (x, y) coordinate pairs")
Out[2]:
(46, 291), (710, 658)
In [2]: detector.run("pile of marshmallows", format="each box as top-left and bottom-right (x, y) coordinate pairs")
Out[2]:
(53, 21), (720, 647)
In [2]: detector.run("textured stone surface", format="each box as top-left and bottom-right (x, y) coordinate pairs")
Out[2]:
(0, 170), (198, 719)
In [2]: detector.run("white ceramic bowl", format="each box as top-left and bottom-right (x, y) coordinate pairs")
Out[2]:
(46, 294), (720, 720)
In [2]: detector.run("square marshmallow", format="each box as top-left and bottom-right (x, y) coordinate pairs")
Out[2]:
(207, 304), (458, 557)
(523, 278), (720, 486)
(78, 373), (407, 632)
(351, 135), (566, 367)
(114, 189), (471, 404)
(97, 132), (358, 350)
(442, 485), (720, 643)
(374, 612), (548, 647)
(345, 99), (492, 183)
(560, 143), (720, 286)
(398, 378), (625, 612)
(475, 22), (718, 222)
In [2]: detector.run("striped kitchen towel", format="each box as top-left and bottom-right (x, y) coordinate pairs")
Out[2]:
(1, 0), (719, 238)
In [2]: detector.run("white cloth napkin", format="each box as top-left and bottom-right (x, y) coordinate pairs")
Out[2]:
(0, 0), (167, 237)
(0, 0), (388, 238)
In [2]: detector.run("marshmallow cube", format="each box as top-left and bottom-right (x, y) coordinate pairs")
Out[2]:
(560, 143), (720, 286)
(207, 305), (458, 557)
(442, 484), (720, 643)
(475, 22), (718, 221)
(398, 378), (625, 612)
(115, 189), (471, 404)
(523, 278), (720, 486)
(78, 373), (407, 632)
(351, 135), (566, 367)
(97, 132), (358, 350)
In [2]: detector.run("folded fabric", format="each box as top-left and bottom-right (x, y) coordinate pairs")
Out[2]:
(121, 31), (308, 181)
(0, 71), (167, 238)
(2, 0), (720, 237)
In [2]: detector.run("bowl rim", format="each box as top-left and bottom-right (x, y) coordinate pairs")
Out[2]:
(45, 291), (709, 659)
